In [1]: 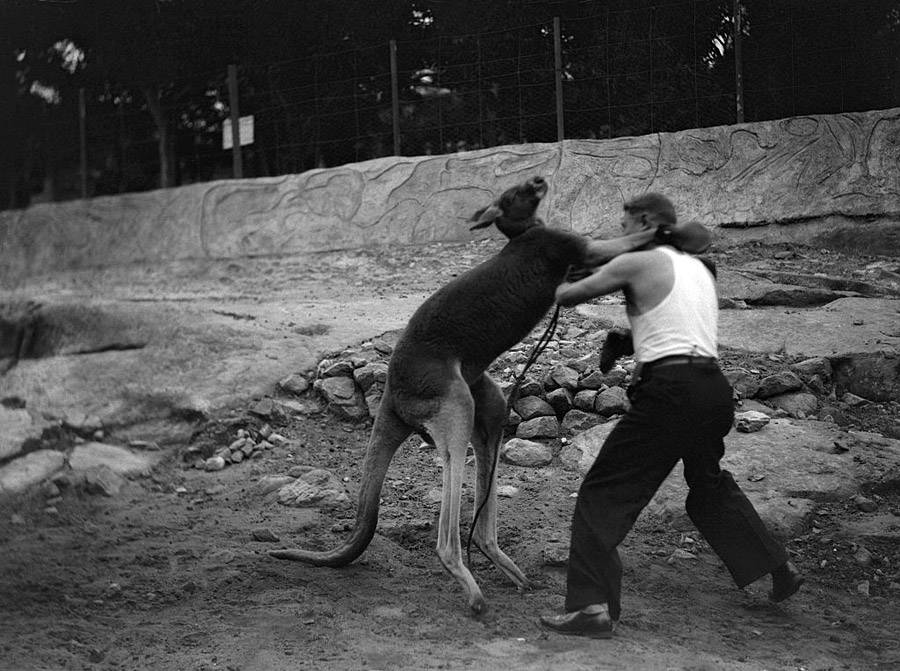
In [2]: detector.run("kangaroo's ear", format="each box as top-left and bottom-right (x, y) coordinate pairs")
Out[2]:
(670, 220), (712, 254)
(469, 203), (503, 230)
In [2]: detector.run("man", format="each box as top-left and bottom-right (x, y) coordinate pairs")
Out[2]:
(540, 193), (804, 639)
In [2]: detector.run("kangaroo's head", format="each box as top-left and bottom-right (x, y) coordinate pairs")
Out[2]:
(469, 176), (547, 239)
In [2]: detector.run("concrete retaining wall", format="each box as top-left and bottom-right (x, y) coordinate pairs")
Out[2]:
(2, 107), (898, 283)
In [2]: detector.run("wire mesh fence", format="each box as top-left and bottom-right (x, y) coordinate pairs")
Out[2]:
(6, 0), (898, 209)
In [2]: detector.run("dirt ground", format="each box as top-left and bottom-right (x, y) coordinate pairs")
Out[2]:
(1, 239), (899, 671)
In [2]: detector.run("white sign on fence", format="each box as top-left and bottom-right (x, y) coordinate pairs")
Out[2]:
(223, 115), (254, 149)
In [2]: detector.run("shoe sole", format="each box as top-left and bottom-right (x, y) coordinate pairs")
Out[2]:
(541, 623), (615, 639)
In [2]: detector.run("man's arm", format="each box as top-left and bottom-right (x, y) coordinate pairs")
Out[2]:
(556, 253), (639, 307)
(583, 229), (655, 267)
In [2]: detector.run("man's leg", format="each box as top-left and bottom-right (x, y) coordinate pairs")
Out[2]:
(564, 413), (679, 621)
(683, 430), (790, 588)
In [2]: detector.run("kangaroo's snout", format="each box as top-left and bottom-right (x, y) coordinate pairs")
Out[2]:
(469, 176), (547, 236)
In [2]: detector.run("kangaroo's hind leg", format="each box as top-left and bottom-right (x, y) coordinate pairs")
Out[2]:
(469, 373), (529, 590)
(419, 375), (487, 613)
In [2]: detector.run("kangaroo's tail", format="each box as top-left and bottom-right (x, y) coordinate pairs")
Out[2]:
(270, 399), (411, 566)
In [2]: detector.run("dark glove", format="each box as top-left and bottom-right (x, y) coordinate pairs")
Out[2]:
(599, 327), (634, 373)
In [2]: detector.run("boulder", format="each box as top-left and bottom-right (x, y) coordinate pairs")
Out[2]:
(516, 416), (560, 439)
(756, 371), (804, 398)
(277, 469), (350, 509)
(594, 386), (630, 416)
(513, 395), (556, 421)
(501, 438), (553, 467)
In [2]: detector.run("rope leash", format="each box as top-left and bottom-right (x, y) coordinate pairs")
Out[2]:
(466, 304), (562, 565)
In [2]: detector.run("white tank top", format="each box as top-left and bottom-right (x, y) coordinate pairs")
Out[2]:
(630, 246), (718, 363)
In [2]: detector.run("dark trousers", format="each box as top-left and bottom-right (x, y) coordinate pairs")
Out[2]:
(565, 361), (788, 620)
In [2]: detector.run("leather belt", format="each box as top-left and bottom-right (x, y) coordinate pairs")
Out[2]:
(642, 355), (718, 370)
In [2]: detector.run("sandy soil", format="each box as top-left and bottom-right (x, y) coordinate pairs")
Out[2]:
(1, 240), (899, 671)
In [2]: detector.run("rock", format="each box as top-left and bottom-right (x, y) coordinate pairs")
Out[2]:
(561, 410), (603, 434)
(69, 442), (160, 476)
(506, 409), (522, 429)
(853, 546), (873, 567)
(319, 360), (355, 378)
(62, 411), (104, 434)
(791, 357), (832, 381)
(853, 495), (878, 512)
(841, 392), (870, 407)
(249, 397), (277, 418)
(594, 386), (630, 416)
(316, 376), (356, 401)
(352, 362), (388, 392)
(517, 378), (544, 398)
(543, 365), (580, 391)
(82, 465), (127, 496)
(204, 456), (226, 471)
(560, 421), (619, 472)
(515, 416), (559, 439)
(0, 449), (66, 495)
(857, 580), (870, 597)
(578, 371), (606, 390)
(497, 485), (520, 498)
(316, 376), (367, 420)
(832, 351), (900, 403)
(254, 474), (295, 496)
(364, 391), (382, 418)
(0, 406), (43, 461)
(737, 399), (775, 416)
(252, 528), (280, 542)
(723, 368), (760, 398)
(573, 389), (599, 412)
(501, 438), (553, 467)
(278, 373), (310, 395)
(735, 410), (770, 433)
(545, 388), (573, 416)
(768, 392), (819, 418)
(756, 371), (804, 398)
(513, 395), (556, 421)
(277, 469), (349, 509)
(372, 338), (393, 355)
(603, 367), (629, 387)
(667, 548), (697, 563)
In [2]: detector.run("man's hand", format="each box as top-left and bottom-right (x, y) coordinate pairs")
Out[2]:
(565, 265), (594, 283)
(583, 228), (656, 267)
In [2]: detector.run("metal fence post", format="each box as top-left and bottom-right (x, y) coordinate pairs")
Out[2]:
(734, 0), (745, 123)
(553, 17), (565, 141)
(78, 87), (87, 198)
(227, 64), (243, 178)
(390, 39), (401, 156)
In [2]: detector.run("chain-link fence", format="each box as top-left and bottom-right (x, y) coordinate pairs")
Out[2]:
(6, 0), (898, 209)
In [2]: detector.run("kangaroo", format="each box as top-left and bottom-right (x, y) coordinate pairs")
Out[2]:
(271, 176), (710, 613)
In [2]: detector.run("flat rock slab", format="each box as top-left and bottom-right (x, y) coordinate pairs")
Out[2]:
(0, 449), (65, 495)
(69, 442), (162, 476)
(576, 297), (900, 357)
(562, 418), (900, 539)
(0, 407), (45, 461)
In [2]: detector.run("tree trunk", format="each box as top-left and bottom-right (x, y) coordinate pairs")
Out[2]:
(142, 84), (173, 188)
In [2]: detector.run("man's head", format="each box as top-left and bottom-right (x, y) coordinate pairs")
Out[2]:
(620, 192), (711, 253)
(621, 193), (677, 235)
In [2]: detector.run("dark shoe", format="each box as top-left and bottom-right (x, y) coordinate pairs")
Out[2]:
(769, 561), (805, 602)
(540, 604), (616, 639)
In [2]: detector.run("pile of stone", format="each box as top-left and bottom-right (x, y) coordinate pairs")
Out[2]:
(307, 331), (873, 442)
(196, 425), (289, 471)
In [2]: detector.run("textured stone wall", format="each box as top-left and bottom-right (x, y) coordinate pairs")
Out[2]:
(2, 107), (898, 283)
